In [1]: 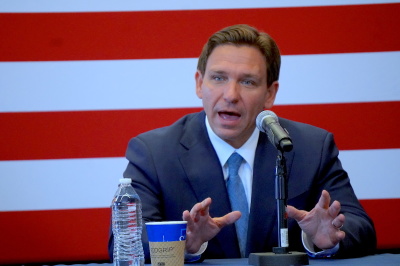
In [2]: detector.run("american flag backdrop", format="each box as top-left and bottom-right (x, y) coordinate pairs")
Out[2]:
(0, 0), (399, 264)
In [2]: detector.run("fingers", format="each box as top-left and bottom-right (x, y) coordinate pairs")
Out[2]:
(317, 190), (331, 209)
(183, 197), (241, 237)
(182, 210), (191, 223)
(214, 211), (241, 228)
(189, 197), (211, 222)
(319, 191), (346, 230)
(188, 198), (210, 214)
(336, 229), (346, 241)
(331, 213), (346, 230)
(328, 200), (341, 218)
(286, 205), (308, 222)
(327, 195), (345, 231)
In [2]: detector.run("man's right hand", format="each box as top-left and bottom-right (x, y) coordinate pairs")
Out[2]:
(182, 197), (241, 254)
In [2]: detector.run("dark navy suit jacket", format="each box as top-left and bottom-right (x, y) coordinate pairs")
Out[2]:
(108, 111), (376, 261)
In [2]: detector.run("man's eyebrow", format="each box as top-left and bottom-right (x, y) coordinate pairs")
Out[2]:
(207, 70), (262, 80)
(241, 73), (258, 78)
(240, 73), (263, 81)
(207, 70), (227, 74)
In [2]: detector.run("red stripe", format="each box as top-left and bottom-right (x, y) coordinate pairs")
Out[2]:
(0, 198), (398, 264)
(1, 3), (399, 62)
(272, 101), (400, 151)
(360, 198), (400, 250)
(0, 102), (399, 161)
(0, 107), (201, 161)
(0, 208), (110, 264)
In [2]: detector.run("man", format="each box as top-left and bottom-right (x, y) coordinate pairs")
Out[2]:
(108, 24), (376, 262)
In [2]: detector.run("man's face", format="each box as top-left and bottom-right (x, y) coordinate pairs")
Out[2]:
(195, 44), (278, 148)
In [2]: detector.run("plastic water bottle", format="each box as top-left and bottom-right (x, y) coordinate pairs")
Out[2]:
(112, 178), (144, 266)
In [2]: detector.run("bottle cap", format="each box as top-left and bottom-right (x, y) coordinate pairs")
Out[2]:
(119, 178), (132, 184)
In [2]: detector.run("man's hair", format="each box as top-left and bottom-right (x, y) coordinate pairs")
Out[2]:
(197, 24), (281, 87)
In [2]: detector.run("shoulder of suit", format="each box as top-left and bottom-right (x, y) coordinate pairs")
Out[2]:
(278, 117), (330, 135)
(135, 111), (204, 139)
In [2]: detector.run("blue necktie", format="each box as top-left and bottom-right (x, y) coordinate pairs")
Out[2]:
(226, 152), (249, 258)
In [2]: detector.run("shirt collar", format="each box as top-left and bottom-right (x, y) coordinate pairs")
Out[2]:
(205, 116), (259, 170)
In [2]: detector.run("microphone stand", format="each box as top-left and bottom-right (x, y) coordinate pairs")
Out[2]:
(249, 150), (309, 266)
(274, 152), (290, 254)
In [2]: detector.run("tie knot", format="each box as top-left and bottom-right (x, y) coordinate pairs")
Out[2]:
(227, 152), (243, 175)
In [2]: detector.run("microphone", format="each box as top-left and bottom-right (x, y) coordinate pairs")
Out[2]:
(256, 110), (293, 152)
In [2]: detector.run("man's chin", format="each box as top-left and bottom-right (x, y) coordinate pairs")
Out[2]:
(213, 128), (243, 145)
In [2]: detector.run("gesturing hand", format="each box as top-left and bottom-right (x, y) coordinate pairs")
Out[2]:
(286, 190), (346, 250)
(182, 197), (241, 254)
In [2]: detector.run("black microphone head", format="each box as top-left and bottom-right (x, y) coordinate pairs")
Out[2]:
(256, 110), (293, 152)
(256, 110), (278, 133)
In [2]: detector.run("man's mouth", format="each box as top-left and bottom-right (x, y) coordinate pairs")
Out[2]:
(218, 111), (241, 121)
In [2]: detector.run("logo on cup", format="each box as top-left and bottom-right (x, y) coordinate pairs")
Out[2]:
(179, 229), (186, 241)
(150, 247), (175, 253)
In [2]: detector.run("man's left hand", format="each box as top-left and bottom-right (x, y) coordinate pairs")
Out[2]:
(286, 190), (346, 250)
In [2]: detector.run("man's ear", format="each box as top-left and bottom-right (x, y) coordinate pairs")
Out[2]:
(264, 81), (279, 109)
(195, 70), (204, 99)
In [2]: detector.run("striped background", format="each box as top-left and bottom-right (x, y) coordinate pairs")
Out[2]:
(0, 0), (399, 264)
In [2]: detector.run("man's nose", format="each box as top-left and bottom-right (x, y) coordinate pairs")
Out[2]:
(223, 81), (240, 103)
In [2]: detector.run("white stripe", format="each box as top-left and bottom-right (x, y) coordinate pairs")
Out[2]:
(339, 149), (400, 200)
(0, 149), (398, 211)
(0, 0), (397, 12)
(0, 58), (200, 112)
(1, 52), (399, 112)
(0, 157), (127, 211)
(278, 52), (400, 105)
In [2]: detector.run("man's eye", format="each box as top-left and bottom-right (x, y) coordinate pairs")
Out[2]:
(242, 80), (256, 86)
(212, 75), (225, 81)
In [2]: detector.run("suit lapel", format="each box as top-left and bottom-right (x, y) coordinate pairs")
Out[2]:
(178, 112), (240, 257)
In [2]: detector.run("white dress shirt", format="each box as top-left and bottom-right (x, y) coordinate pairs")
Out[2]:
(204, 116), (339, 257)
(205, 117), (259, 211)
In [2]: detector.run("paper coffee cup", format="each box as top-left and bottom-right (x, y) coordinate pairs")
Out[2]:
(145, 221), (187, 266)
